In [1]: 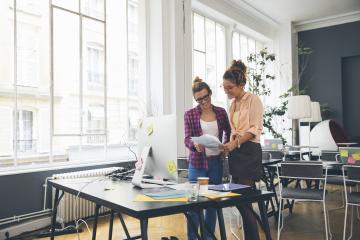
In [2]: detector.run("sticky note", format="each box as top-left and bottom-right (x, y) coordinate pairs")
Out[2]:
(146, 125), (154, 136)
(138, 119), (143, 128)
(135, 158), (143, 170)
(167, 160), (177, 174)
(352, 153), (360, 161)
(348, 156), (356, 164)
(271, 143), (277, 149)
(264, 140), (270, 145)
(340, 149), (349, 157)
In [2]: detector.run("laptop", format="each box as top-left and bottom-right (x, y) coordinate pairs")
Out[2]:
(262, 139), (283, 151)
(339, 147), (360, 165)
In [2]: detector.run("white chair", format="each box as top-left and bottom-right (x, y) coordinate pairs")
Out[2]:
(342, 165), (360, 240)
(277, 161), (331, 240)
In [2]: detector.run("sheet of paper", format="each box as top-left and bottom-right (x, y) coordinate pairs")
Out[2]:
(191, 134), (222, 149)
(134, 194), (188, 202)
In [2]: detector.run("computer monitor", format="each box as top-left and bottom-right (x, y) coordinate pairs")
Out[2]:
(339, 147), (360, 165)
(133, 114), (178, 185)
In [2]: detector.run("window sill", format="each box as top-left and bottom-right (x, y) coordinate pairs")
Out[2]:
(0, 159), (136, 177)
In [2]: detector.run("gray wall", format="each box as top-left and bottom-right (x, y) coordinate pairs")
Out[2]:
(0, 162), (133, 221)
(298, 21), (360, 139)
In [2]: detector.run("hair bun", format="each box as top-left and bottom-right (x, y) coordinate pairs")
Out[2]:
(193, 76), (203, 84)
(230, 60), (247, 74)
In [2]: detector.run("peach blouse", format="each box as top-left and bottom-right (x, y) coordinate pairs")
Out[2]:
(229, 92), (263, 143)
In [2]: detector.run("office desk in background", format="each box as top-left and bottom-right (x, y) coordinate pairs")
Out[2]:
(49, 178), (274, 240)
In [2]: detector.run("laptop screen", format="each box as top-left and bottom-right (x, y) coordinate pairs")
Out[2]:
(262, 139), (283, 150)
(339, 147), (360, 165)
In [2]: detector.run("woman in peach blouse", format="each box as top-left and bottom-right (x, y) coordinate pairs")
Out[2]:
(222, 60), (263, 240)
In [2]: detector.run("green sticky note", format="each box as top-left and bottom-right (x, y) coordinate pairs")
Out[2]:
(271, 143), (277, 149)
(340, 149), (349, 157)
(146, 125), (154, 136)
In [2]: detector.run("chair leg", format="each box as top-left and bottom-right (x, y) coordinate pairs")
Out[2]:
(343, 204), (348, 240)
(277, 198), (283, 240)
(323, 201), (329, 240)
(347, 205), (354, 240)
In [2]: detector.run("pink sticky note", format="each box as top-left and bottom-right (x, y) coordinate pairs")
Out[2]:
(348, 156), (356, 165)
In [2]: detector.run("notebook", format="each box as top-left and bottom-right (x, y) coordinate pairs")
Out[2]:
(208, 183), (251, 192)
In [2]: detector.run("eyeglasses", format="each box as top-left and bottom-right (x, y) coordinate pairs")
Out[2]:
(195, 93), (210, 103)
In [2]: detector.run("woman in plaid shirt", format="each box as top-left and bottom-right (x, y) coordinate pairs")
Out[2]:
(184, 77), (231, 240)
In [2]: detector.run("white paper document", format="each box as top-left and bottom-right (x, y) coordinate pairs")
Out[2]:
(191, 134), (222, 149)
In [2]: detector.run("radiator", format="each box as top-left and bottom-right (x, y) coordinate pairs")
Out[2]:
(53, 167), (120, 224)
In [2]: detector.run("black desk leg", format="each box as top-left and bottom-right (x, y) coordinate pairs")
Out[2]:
(92, 204), (101, 240)
(118, 213), (135, 240)
(258, 200), (272, 240)
(216, 208), (227, 240)
(108, 210), (115, 240)
(50, 188), (59, 240)
(140, 219), (148, 240)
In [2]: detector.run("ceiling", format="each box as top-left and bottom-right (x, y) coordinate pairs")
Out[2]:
(234, 0), (360, 23)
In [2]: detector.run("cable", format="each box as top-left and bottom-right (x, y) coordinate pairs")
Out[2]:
(72, 176), (106, 240)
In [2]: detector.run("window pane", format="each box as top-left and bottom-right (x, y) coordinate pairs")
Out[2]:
(215, 24), (226, 107)
(81, 0), (104, 20)
(53, 8), (80, 134)
(52, 0), (79, 12)
(232, 32), (240, 60)
(0, 1), (15, 89)
(193, 51), (205, 80)
(0, 0), (15, 166)
(205, 19), (215, 88)
(83, 18), (105, 134)
(193, 13), (205, 52)
(248, 38), (256, 55)
(240, 34), (248, 64)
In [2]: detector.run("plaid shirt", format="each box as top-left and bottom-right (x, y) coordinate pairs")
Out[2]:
(184, 105), (231, 169)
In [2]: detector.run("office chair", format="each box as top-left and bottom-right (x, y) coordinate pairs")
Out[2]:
(342, 165), (360, 240)
(277, 161), (331, 240)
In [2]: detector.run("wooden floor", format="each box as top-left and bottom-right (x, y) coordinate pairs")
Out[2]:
(38, 186), (359, 240)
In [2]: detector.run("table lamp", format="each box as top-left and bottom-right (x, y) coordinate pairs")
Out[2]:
(287, 95), (311, 145)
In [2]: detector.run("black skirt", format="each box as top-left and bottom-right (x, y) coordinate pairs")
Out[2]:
(228, 141), (262, 181)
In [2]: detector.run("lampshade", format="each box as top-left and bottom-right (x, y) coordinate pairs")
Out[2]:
(286, 95), (311, 119)
(300, 101), (322, 122)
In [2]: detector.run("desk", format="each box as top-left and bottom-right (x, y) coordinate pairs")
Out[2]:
(49, 178), (274, 240)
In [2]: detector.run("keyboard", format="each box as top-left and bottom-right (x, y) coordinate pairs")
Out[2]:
(142, 178), (176, 185)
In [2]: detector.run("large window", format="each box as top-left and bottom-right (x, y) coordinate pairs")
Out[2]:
(192, 12), (227, 108)
(0, 0), (144, 169)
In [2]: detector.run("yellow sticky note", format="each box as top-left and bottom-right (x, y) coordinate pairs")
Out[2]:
(340, 149), (349, 157)
(146, 125), (154, 136)
(167, 160), (177, 174)
(271, 143), (277, 149)
(204, 192), (241, 199)
(352, 153), (360, 161)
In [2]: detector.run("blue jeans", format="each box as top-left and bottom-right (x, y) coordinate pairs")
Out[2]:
(187, 159), (223, 240)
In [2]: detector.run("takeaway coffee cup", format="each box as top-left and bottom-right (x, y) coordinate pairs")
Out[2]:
(197, 177), (209, 195)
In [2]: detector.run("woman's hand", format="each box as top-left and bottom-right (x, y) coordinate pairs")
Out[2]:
(223, 140), (238, 152)
(194, 144), (204, 152)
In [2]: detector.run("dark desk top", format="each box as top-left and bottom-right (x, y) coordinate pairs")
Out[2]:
(49, 178), (273, 219)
